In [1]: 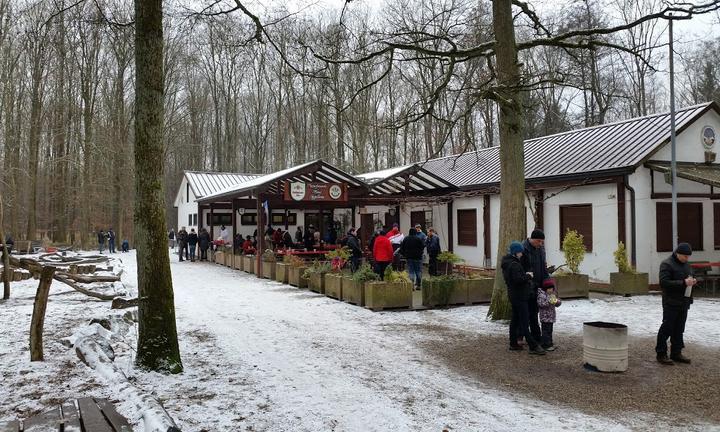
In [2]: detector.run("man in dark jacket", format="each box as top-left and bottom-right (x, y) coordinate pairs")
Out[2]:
(304, 225), (315, 250)
(346, 228), (363, 272)
(426, 228), (441, 276)
(398, 228), (425, 289)
(177, 227), (188, 262)
(282, 230), (294, 248)
(107, 228), (116, 253)
(656, 242), (697, 365)
(502, 241), (545, 355)
(97, 230), (106, 254)
(187, 229), (199, 262)
(521, 229), (548, 343)
(198, 228), (210, 261)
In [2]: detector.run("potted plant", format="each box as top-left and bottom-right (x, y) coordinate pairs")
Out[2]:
(261, 249), (277, 280)
(422, 274), (465, 307)
(234, 250), (244, 271)
(224, 245), (234, 267)
(437, 251), (463, 275)
(243, 253), (256, 274)
(608, 242), (649, 296)
(287, 255), (308, 288)
(324, 247), (350, 300)
(553, 230), (589, 298)
(304, 260), (331, 294)
(214, 247), (225, 265)
(364, 268), (413, 311)
(275, 254), (293, 284)
(342, 263), (379, 306)
(463, 272), (495, 304)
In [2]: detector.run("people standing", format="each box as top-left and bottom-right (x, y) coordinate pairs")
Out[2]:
(283, 230), (293, 249)
(107, 228), (116, 253)
(521, 229), (548, 344)
(537, 279), (562, 351)
(426, 228), (441, 276)
(220, 225), (230, 245)
(656, 242), (697, 365)
(387, 223), (405, 270)
(346, 228), (363, 272)
(372, 229), (393, 277)
(304, 225), (315, 250)
(177, 226), (188, 262)
(242, 235), (254, 254)
(199, 228), (210, 261)
(295, 226), (303, 244)
(398, 228), (425, 290)
(414, 224), (427, 243)
(272, 228), (283, 249)
(121, 239), (129, 252)
(97, 229), (106, 254)
(168, 229), (176, 249)
(187, 228), (198, 262)
(502, 241), (545, 355)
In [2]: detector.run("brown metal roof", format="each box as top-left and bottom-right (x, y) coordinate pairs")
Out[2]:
(422, 103), (717, 188)
(185, 171), (261, 198)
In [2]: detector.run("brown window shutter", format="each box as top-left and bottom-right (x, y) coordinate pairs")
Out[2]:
(559, 205), (593, 252)
(457, 209), (478, 246)
(656, 202), (672, 252)
(656, 202), (703, 252)
(715, 203), (720, 250)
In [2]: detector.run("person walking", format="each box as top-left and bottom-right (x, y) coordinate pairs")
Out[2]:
(426, 227), (441, 276)
(346, 228), (363, 272)
(398, 228), (425, 290)
(168, 228), (176, 249)
(372, 229), (393, 277)
(521, 229), (548, 344)
(97, 229), (106, 254)
(187, 228), (198, 262)
(107, 228), (116, 253)
(177, 226), (188, 262)
(502, 241), (545, 355)
(537, 279), (562, 351)
(656, 242), (697, 365)
(198, 228), (210, 261)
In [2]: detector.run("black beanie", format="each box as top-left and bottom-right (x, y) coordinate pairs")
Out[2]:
(675, 242), (692, 256)
(530, 229), (545, 240)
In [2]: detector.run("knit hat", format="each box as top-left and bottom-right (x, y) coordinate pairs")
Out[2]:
(675, 242), (692, 256)
(542, 279), (555, 290)
(530, 229), (545, 240)
(509, 241), (523, 255)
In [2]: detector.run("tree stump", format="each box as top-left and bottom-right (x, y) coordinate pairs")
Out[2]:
(30, 266), (56, 361)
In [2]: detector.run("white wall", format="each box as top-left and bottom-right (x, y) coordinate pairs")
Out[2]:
(652, 109), (720, 163)
(452, 197), (485, 267)
(176, 178), (199, 233)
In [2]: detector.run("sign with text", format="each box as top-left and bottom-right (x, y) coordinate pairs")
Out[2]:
(283, 181), (348, 202)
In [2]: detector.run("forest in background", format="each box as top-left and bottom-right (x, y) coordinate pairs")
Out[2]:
(0, 0), (718, 245)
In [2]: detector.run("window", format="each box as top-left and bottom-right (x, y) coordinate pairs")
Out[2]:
(715, 203), (720, 250)
(186, 183), (189, 203)
(240, 213), (258, 226)
(411, 210), (433, 230)
(457, 209), (477, 246)
(272, 213), (285, 225)
(656, 202), (703, 252)
(188, 214), (192, 226)
(560, 205), (593, 251)
(193, 213), (198, 226)
(206, 213), (233, 226)
(287, 213), (297, 225)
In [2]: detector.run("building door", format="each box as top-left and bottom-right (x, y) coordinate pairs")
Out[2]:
(385, 210), (398, 230)
(360, 214), (374, 248)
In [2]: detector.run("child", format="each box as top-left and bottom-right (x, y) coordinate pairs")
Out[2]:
(537, 278), (562, 351)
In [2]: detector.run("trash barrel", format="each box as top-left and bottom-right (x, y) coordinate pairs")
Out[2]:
(583, 321), (628, 372)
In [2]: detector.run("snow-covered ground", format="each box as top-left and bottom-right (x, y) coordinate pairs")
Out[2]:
(1, 251), (719, 431)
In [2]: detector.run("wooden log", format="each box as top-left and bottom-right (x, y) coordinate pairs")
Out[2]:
(52, 275), (117, 301)
(30, 266), (56, 361)
(58, 273), (120, 283)
(111, 297), (138, 309)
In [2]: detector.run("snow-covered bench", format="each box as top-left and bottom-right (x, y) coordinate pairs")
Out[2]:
(1, 397), (132, 431)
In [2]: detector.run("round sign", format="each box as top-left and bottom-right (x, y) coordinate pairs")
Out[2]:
(329, 184), (342, 200)
(290, 182), (306, 201)
(702, 125), (716, 149)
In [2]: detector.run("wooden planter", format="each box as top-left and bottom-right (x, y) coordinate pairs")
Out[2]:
(324, 273), (343, 299)
(275, 263), (290, 284)
(243, 255), (255, 274)
(555, 273), (590, 298)
(341, 276), (365, 306)
(422, 278), (465, 307)
(224, 250), (234, 267)
(365, 281), (413, 311)
(309, 273), (326, 294)
(214, 251), (224, 265)
(262, 260), (277, 279)
(464, 278), (494, 304)
(288, 266), (309, 288)
(608, 272), (649, 296)
(233, 254), (244, 271)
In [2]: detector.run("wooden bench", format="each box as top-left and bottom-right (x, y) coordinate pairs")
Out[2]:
(1, 398), (132, 431)
(13, 240), (43, 255)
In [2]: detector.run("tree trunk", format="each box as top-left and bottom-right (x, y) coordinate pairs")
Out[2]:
(1, 194), (10, 299)
(30, 266), (56, 361)
(134, 0), (182, 373)
(488, 0), (527, 321)
(26, 53), (44, 241)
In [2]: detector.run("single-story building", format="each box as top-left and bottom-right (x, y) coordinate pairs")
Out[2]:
(179, 102), (720, 284)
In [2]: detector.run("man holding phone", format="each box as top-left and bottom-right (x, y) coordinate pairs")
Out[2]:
(656, 242), (696, 365)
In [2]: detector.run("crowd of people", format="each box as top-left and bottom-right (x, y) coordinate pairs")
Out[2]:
(96, 228), (129, 253)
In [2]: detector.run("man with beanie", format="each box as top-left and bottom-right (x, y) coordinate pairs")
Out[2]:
(521, 229), (549, 343)
(501, 241), (545, 355)
(655, 242), (697, 365)
(346, 228), (363, 272)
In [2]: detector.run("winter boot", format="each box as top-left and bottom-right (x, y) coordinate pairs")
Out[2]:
(528, 346), (546, 355)
(670, 353), (691, 364)
(656, 353), (674, 365)
(509, 344), (524, 351)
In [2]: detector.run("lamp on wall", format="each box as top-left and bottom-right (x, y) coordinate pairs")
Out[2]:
(237, 207), (245, 215)
(388, 207), (396, 216)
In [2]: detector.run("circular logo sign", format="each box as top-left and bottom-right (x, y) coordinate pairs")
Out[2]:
(702, 125), (716, 149)
(290, 182), (306, 201)
(329, 184), (342, 200)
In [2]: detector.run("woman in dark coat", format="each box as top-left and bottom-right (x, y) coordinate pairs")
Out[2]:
(198, 228), (210, 261)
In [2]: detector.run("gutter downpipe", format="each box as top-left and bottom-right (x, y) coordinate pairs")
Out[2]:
(624, 174), (637, 267)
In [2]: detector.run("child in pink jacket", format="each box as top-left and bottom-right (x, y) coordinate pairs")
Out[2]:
(538, 279), (562, 351)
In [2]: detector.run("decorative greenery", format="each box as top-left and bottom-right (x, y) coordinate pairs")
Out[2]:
(351, 263), (380, 283)
(383, 266), (412, 283)
(613, 242), (634, 273)
(562, 229), (586, 274)
(325, 246), (351, 272)
(286, 254), (305, 268)
(261, 249), (277, 262)
(424, 276), (459, 307)
(282, 254), (295, 263)
(437, 251), (464, 275)
(303, 260), (332, 279)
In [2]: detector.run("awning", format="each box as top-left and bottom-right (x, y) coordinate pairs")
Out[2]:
(645, 161), (720, 188)
(357, 163), (457, 196)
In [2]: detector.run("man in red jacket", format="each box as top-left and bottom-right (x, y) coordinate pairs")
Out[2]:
(373, 229), (394, 277)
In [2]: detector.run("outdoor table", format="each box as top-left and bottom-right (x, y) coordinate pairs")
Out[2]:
(689, 262), (720, 295)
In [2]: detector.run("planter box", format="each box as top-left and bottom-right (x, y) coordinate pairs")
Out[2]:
(288, 266), (309, 288)
(555, 273), (590, 298)
(276, 263), (290, 284)
(608, 272), (649, 296)
(233, 254), (244, 271)
(324, 273), (343, 299)
(365, 281), (413, 311)
(309, 273), (326, 294)
(214, 251), (224, 265)
(464, 278), (494, 304)
(224, 250), (234, 267)
(341, 276), (365, 306)
(243, 255), (255, 274)
(262, 261), (277, 279)
(422, 278), (466, 307)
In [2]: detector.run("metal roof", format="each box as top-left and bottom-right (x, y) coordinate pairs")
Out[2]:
(358, 163), (457, 195)
(423, 102), (717, 188)
(198, 160), (366, 203)
(185, 171), (261, 198)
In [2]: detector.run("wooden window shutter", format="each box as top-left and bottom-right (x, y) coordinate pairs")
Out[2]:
(715, 203), (720, 250)
(656, 202), (703, 252)
(560, 205), (593, 252)
(457, 209), (478, 246)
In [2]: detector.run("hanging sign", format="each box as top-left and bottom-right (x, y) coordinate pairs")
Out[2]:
(284, 181), (348, 202)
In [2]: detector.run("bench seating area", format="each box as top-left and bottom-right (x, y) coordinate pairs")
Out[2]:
(1, 398), (132, 432)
